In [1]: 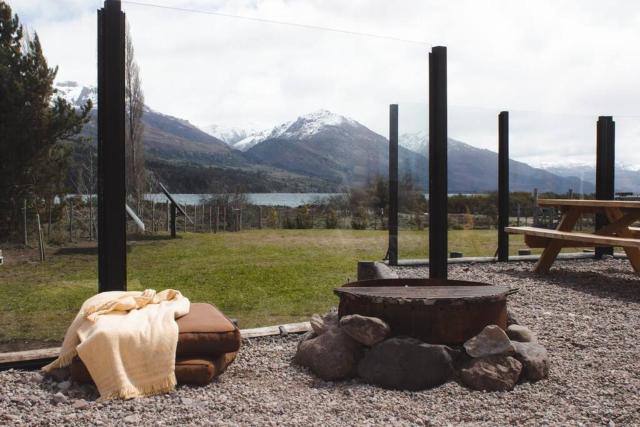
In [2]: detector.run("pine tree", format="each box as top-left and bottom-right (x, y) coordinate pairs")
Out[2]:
(0, 1), (91, 240)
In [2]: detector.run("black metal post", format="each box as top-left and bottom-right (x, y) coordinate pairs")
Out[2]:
(429, 46), (448, 279)
(595, 116), (615, 258)
(170, 203), (177, 238)
(388, 104), (399, 266)
(97, 0), (127, 292)
(497, 111), (509, 262)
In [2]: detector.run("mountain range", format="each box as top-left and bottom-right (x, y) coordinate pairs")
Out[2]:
(56, 81), (628, 194)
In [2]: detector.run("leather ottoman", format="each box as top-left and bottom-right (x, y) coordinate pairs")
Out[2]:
(70, 303), (241, 386)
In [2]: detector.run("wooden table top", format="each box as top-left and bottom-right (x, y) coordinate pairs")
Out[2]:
(334, 285), (514, 303)
(537, 199), (640, 209)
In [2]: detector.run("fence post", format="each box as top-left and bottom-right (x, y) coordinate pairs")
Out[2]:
(429, 46), (448, 279)
(215, 206), (219, 233)
(36, 214), (45, 262)
(22, 199), (28, 247)
(68, 201), (73, 242)
(497, 111), (509, 262)
(97, 0), (127, 292)
(388, 104), (399, 266)
(151, 201), (155, 233)
(170, 203), (176, 238)
(595, 116), (615, 258)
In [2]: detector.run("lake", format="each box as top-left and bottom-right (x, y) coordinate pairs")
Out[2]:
(144, 193), (346, 207)
(63, 193), (484, 207)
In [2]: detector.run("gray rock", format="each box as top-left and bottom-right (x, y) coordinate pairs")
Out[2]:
(294, 326), (362, 380)
(322, 310), (339, 328)
(71, 399), (89, 410)
(30, 372), (44, 383)
(507, 309), (520, 326)
(51, 392), (67, 404)
(57, 380), (72, 391)
(507, 324), (537, 342)
(124, 415), (140, 424)
(339, 314), (390, 346)
(357, 337), (455, 391)
(310, 314), (325, 335)
(512, 341), (549, 381)
(180, 397), (195, 406)
(464, 325), (515, 358)
(460, 355), (523, 391)
(297, 330), (317, 349)
(47, 367), (70, 382)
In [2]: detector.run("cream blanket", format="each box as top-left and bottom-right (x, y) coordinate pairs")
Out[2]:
(43, 289), (190, 400)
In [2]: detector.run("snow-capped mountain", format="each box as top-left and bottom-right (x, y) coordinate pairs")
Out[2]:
(399, 130), (427, 154)
(205, 125), (257, 145)
(233, 110), (360, 152)
(54, 81), (97, 107)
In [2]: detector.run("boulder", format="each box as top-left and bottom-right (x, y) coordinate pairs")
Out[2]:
(507, 309), (520, 326)
(460, 355), (522, 391)
(339, 314), (390, 346)
(507, 324), (537, 343)
(310, 314), (325, 335)
(512, 341), (549, 381)
(358, 337), (454, 390)
(464, 325), (515, 358)
(294, 326), (362, 381)
(309, 310), (339, 336)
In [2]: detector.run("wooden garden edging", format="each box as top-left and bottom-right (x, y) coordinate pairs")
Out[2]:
(0, 321), (311, 371)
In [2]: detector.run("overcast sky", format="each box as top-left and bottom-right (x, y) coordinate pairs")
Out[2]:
(13, 0), (640, 167)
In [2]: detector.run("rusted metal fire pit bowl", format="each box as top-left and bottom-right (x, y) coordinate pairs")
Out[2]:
(334, 278), (516, 345)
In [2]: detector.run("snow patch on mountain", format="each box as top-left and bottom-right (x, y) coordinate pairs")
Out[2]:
(206, 125), (258, 145)
(233, 110), (361, 152)
(399, 130), (427, 153)
(54, 81), (96, 108)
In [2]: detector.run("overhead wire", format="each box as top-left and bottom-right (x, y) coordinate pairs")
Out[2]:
(121, 0), (432, 47)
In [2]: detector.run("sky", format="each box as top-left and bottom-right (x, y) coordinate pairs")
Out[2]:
(12, 0), (640, 167)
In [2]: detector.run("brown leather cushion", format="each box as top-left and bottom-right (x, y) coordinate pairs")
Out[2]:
(176, 303), (241, 357)
(70, 352), (238, 386)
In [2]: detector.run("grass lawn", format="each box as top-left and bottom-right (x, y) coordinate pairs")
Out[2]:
(0, 229), (530, 345)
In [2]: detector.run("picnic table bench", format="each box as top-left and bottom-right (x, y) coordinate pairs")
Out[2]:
(506, 199), (640, 274)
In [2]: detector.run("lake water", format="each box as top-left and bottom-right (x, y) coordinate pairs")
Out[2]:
(144, 193), (345, 207)
(63, 192), (483, 207)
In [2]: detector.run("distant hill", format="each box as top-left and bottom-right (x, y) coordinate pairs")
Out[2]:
(398, 131), (595, 194)
(57, 81), (597, 194)
(544, 164), (640, 193)
(244, 110), (427, 189)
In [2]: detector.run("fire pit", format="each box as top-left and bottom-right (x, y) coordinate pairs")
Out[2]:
(334, 278), (515, 345)
(296, 277), (547, 392)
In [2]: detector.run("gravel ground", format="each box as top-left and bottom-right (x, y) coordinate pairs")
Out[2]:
(1, 257), (639, 426)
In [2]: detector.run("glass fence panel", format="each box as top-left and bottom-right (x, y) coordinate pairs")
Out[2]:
(447, 106), (500, 258)
(117, 2), (428, 328)
(614, 116), (640, 197)
(397, 103), (428, 261)
(510, 110), (597, 255)
(0, 6), (99, 352)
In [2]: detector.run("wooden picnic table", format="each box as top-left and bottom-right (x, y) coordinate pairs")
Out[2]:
(506, 199), (640, 274)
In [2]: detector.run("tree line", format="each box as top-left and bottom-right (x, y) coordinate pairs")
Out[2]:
(0, 1), (146, 241)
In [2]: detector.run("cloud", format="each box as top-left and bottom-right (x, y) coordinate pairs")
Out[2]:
(12, 0), (640, 166)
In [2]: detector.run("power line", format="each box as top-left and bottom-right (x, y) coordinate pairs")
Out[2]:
(121, 0), (432, 46)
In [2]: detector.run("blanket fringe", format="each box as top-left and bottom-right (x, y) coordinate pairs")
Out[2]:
(41, 349), (77, 373)
(99, 373), (177, 401)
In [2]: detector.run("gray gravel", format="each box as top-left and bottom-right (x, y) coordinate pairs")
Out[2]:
(1, 257), (639, 426)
